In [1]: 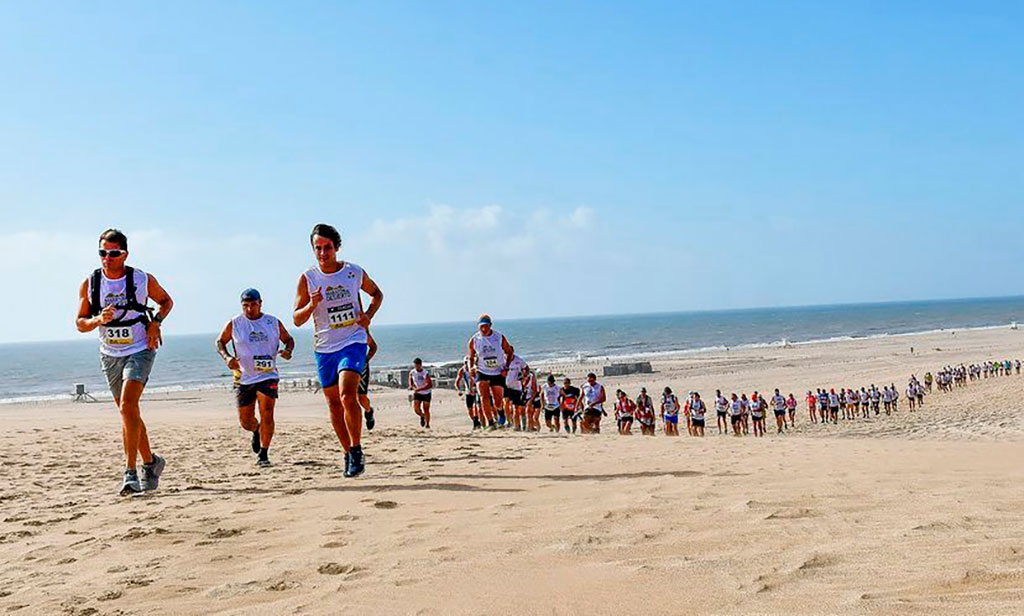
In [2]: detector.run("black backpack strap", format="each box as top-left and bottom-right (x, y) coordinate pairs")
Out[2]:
(105, 266), (153, 327)
(89, 269), (102, 317)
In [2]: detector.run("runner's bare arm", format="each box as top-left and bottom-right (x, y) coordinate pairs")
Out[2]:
(293, 274), (319, 327)
(467, 338), (477, 368)
(215, 322), (240, 370)
(366, 330), (377, 361)
(145, 275), (172, 350)
(278, 320), (295, 360)
(424, 373), (433, 391)
(501, 336), (514, 369)
(75, 279), (108, 332)
(357, 272), (383, 328)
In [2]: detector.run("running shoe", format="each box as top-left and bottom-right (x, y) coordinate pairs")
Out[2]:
(257, 456), (271, 468)
(251, 426), (261, 454)
(120, 469), (142, 496)
(140, 454), (165, 491)
(365, 408), (375, 430)
(420, 416), (425, 428)
(344, 447), (364, 478)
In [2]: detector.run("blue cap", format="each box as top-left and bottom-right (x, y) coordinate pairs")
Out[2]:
(478, 314), (492, 325)
(240, 288), (261, 302)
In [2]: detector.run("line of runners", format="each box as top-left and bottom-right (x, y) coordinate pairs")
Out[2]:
(76, 226), (1024, 496)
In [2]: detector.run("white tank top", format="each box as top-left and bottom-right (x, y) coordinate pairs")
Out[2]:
(411, 368), (431, 394)
(471, 330), (505, 376)
(304, 262), (368, 353)
(542, 384), (560, 408)
(583, 383), (604, 411)
(231, 314), (281, 385)
(90, 268), (150, 358)
(505, 355), (526, 390)
(691, 399), (706, 418)
(663, 394), (679, 415)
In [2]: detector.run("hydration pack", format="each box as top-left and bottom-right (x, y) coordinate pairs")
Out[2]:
(88, 267), (153, 327)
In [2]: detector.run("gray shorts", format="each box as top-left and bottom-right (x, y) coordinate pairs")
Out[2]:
(100, 349), (157, 398)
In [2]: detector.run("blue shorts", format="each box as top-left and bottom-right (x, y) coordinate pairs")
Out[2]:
(664, 415), (678, 424)
(315, 343), (369, 388)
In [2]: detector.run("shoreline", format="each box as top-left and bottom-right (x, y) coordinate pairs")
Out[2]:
(3, 321), (1020, 406)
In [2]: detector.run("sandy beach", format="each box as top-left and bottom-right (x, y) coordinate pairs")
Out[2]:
(2, 327), (1023, 615)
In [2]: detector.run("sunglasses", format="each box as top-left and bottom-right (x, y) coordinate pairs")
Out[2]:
(98, 249), (126, 258)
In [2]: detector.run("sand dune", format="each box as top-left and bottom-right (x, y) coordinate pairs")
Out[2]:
(1, 327), (1022, 614)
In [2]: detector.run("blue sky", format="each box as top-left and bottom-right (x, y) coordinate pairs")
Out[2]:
(1, 2), (1021, 343)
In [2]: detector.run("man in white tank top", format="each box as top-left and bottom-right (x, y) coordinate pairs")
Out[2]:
(76, 229), (174, 496)
(294, 224), (383, 478)
(409, 358), (433, 429)
(456, 358), (482, 430)
(216, 288), (295, 467)
(467, 314), (514, 430)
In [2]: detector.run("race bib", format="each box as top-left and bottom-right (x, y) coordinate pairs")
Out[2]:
(483, 357), (499, 369)
(327, 303), (357, 329)
(105, 327), (133, 345)
(253, 355), (275, 373)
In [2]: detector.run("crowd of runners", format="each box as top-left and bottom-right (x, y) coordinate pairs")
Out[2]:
(76, 225), (1023, 496)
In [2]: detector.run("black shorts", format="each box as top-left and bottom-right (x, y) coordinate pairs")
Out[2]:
(730, 415), (742, 425)
(237, 379), (279, 407)
(475, 372), (506, 389)
(506, 389), (524, 406)
(531, 398), (541, 409)
(717, 411), (727, 417)
(561, 410), (574, 421)
(774, 409), (786, 417)
(359, 363), (370, 395)
(691, 417), (705, 427)
(413, 392), (432, 403)
(464, 394), (476, 410)
(584, 407), (603, 417)
(545, 408), (559, 421)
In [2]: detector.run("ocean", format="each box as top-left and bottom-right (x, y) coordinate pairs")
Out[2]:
(2, 296), (1022, 403)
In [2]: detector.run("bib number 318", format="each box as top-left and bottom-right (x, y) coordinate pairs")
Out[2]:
(106, 327), (133, 345)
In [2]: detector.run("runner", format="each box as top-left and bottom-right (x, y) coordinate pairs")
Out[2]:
(504, 352), (529, 431)
(358, 331), (377, 431)
(76, 229), (173, 495)
(467, 315), (514, 430)
(740, 393), (751, 435)
(750, 391), (766, 437)
(714, 389), (729, 434)
(828, 388), (840, 423)
(560, 377), (581, 433)
(294, 223), (383, 477)
(661, 387), (680, 436)
(215, 288), (294, 467)
(615, 389), (635, 435)
(729, 393), (744, 436)
(806, 390), (818, 423)
(690, 392), (707, 436)
(635, 387), (656, 436)
(541, 375), (562, 432)
(456, 358), (481, 429)
(786, 392), (797, 428)
(523, 366), (541, 431)
(891, 383), (900, 412)
(408, 358), (433, 429)
(581, 373), (607, 434)
(771, 388), (787, 434)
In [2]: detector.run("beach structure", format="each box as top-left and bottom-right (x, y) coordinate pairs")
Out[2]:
(71, 383), (97, 403)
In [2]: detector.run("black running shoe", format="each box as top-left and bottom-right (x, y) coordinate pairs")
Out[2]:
(420, 416), (425, 428)
(251, 425), (261, 454)
(344, 447), (364, 478)
(365, 408), (376, 431)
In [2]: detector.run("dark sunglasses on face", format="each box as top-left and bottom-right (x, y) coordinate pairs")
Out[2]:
(98, 249), (125, 258)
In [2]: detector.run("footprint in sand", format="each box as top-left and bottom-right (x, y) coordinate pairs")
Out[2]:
(373, 500), (398, 510)
(317, 562), (362, 575)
